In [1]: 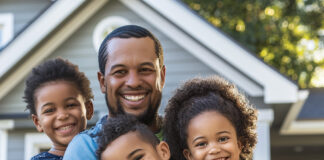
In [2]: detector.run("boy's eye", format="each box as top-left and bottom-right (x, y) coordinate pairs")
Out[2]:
(43, 108), (54, 114)
(218, 137), (229, 143)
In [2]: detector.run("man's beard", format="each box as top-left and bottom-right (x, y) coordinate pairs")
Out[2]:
(104, 92), (162, 125)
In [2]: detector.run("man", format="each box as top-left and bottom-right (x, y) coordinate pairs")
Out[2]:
(63, 25), (166, 159)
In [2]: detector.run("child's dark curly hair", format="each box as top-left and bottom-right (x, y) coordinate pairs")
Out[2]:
(23, 57), (94, 116)
(96, 114), (160, 159)
(163, 75), (257, 160)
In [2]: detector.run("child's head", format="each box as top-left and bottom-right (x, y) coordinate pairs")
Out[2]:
(23, 57), (94, 152)
(163, 76), (257, 160)
(97, 114), (170, 160)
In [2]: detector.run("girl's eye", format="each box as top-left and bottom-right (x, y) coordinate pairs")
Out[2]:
(133, 154), (144, 160)
(218, 137), (229, 143)
(67, 103), (78, 108)
(195, 142), (207, 147)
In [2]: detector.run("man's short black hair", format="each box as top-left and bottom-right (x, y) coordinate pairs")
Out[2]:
(96, 114), (160, 159)
(98, 25), (163, 74)
(23, 57), (94, 115)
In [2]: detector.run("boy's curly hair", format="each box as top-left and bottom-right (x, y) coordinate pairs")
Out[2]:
(23, 57), (94, 115)
(96, 114), (160, 159)
(163, 75), (257, 160)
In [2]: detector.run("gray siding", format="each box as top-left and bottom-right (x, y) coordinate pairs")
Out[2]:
(7, 129), (35, 160)
(0, 0), (218, 115)
(0, 0), (52, 35)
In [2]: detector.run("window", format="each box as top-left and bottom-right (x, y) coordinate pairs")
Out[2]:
(93, 16), (130, 52)
(0, 13), (13, 48)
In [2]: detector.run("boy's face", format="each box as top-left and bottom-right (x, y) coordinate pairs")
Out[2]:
(97, 37), (165, 123)
(32, 81), (93, 150)
(183, 111), (241, 160)
(101, 131), (170, 160)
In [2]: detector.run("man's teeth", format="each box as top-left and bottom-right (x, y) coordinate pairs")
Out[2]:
(124, 95), (145, 101)
(58, 125), (73, 131)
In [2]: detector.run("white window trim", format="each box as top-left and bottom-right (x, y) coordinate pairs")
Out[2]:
(24, 133), (51, 160)
(92, 16), (130, 52)
(0, 13), (14, 47)
(0, 120), (14, 160)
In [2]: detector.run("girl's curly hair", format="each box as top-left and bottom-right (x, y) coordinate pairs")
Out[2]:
(163, 75), (257, 160)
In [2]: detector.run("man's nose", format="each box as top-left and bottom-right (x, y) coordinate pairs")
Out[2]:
(125, 71), (142, 88)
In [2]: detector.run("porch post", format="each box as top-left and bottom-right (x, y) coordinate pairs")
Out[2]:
(0, 119), (14, 160)
(254, 109), (274, 160)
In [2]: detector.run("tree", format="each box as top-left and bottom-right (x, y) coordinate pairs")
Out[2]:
(182, 0), (324, 88)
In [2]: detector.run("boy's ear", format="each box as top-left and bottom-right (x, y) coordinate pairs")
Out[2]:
(156, 141), (171, 160)
(97, 71), (106, 93)
(32, 114), (43, 132)
(183, 149), (193, 160)
(85, 101), (94, 120)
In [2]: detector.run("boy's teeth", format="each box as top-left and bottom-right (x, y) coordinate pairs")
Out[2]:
(124, 95), (145, 101)
(58, 125), (73, 130)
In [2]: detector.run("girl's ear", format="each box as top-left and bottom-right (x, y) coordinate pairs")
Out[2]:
(183, 149), (193, 160)
(156, 141), (171, 160)
(85, 101), (94, 120)
(32, 114), (43, 132)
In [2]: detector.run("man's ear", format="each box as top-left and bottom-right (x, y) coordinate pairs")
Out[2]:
(97, 71), (106, 93)
(32, 114), (43, 132)
(160, 65), (166, 88)
(156, 141), (171, 160)
(85, 101), (94, 120)
(183, 148), (193, 160)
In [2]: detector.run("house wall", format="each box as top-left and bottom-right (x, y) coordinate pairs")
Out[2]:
(0, 0), (52, 35)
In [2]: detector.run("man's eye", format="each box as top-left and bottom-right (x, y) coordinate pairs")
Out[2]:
(140, 68), (154, 73)
(113, 70), (127, 75)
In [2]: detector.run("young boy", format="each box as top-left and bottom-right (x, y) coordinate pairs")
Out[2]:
(23, 58), (94, 160)
(96, 114), (170, 160)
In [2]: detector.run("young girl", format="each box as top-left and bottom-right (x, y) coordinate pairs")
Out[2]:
(163, 76), (257, 160)
(23, 58), (94, 160)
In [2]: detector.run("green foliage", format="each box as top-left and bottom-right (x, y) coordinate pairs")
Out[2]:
(182, 0), (324, 88)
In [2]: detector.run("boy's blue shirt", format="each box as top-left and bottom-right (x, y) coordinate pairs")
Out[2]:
(31, 152), (62, 160)
(63, 115), (108, 160)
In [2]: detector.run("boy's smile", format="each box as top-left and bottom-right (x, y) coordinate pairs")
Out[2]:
(32, 81), (92, 153)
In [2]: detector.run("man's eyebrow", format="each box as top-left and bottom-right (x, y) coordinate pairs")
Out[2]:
(110, 64), (126, 71)
(140, 62), (155, 67)
(127, 149), (142, 159)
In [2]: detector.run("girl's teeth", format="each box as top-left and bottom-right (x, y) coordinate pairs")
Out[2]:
(124, 95), (145, 101)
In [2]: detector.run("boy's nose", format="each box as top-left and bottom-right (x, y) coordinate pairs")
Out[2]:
(57, 111), (69, 120)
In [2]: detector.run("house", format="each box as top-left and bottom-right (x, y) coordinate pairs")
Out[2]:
(0, 0), (323, 160)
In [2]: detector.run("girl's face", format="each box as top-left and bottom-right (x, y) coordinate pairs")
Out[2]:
(183, 111), (241, 160)
(32, 81), (93, 153)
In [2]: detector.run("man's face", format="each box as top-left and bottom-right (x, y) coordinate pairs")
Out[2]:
(98, 37), (165, 124)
